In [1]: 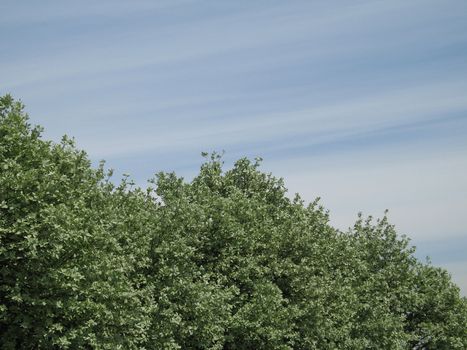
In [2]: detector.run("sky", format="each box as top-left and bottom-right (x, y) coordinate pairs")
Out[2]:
(1, 0), (467, 295)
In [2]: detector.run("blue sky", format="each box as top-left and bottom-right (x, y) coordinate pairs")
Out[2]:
(1, 0), (467, 295)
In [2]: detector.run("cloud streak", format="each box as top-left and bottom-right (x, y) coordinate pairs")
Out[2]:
(47, 78), (467, 158)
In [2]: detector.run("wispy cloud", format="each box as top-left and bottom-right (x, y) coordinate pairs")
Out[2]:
(50, 78), (467, 158)
(3, 0), (466, 89)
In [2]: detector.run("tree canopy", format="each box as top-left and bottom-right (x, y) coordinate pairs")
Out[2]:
(1, 94), (466, 349)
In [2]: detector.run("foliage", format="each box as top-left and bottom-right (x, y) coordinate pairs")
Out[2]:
(1, 95), (466, 349)
(0, 96), (154, 349)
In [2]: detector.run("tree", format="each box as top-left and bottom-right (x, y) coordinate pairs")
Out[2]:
(1, 95), (466, 349)
(0, 95), (154, 349)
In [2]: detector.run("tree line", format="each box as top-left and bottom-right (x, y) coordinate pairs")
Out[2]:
(1, 95), (466, 349)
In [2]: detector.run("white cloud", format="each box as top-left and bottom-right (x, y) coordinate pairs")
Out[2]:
(4, 0), (463, 89)
(66, 78), (467, 158)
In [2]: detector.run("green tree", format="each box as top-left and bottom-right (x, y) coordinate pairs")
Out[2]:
(0, 95), (154, 349)
(1, 95), (466, 349)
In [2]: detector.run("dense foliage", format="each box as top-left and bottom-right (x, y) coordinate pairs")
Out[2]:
(1, 94), (466, 349)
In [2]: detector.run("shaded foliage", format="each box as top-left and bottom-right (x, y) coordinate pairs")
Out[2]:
(1, 95), (466, 349)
